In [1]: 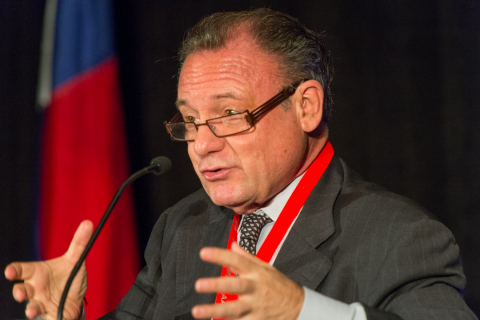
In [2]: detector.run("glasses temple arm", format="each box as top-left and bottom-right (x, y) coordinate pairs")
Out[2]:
(169, 112), (183, 123)
(250, 91), (290, 122)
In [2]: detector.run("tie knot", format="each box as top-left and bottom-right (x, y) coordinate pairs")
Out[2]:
(239, 210), (273, 255)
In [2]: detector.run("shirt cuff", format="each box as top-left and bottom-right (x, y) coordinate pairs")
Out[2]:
(297, 286), (367, 320)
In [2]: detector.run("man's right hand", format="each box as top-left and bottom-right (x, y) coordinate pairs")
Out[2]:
(4, 220), (93, 320)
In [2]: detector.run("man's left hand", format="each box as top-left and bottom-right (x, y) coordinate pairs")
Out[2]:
(192, 242), (304, 320)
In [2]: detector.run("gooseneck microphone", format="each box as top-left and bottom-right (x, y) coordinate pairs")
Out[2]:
(149, 156), (173, 175)
(57, 156), (172, 320)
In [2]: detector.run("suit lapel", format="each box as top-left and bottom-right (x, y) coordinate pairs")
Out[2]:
(274, 157), (344, 290)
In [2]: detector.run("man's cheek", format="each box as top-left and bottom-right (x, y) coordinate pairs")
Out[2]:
(187, 150), (200, 175)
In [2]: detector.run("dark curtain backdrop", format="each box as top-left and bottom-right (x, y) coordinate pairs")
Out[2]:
(1, 0), (479, 318)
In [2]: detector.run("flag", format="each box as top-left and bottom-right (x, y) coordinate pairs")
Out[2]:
(37, 0), (140, 318)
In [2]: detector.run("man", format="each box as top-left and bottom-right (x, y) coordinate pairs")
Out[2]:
(5, 8), (477, 320)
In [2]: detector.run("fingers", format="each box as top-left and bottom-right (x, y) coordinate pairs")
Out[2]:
(192, 300), (249, 319)
(12, 282), (35, 302)
(4, 222), (91, 320)
(196, 243), (305, 320)
(195, 276), (254, 295)
(25, 299), (46, 319)
(199, 243), (259, 275)
(65, 220), (94, 261)
(4, 264), (18, 280)
(5, 262), (37, 281)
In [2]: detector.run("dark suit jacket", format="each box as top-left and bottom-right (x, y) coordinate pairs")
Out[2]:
(101, 157), (476, 320)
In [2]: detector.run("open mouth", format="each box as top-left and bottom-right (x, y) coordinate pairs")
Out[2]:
(202, 167), (230, 180)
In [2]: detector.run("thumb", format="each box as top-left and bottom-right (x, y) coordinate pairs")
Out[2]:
(65, 220), (94, 261)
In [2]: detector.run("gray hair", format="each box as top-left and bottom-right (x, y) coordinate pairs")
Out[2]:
(179, 8), (334, 123)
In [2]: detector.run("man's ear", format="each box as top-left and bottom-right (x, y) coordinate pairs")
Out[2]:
(295, 80), (324, 133)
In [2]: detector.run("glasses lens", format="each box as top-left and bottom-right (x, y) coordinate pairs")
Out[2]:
(208, 114), (251, 136)
(167, 122), (197, 141)
(184, 122), (197, 140)
(166, 112), (252, 141)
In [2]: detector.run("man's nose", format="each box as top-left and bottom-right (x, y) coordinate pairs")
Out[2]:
(192, 124), (224, 156)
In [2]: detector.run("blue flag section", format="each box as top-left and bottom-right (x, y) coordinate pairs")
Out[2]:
(53, 1), (114, 87)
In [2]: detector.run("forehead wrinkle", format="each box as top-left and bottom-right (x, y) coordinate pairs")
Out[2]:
(181, 55), (261, 87)
(181, 69), (256, 88)
(179, 73), (251, 107)
(175, 91), (241, 112)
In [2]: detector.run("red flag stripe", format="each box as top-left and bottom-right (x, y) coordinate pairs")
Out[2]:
(39, 57), (140, 317)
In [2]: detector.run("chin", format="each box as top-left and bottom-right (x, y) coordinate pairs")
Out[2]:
(207, 185), (251, 212)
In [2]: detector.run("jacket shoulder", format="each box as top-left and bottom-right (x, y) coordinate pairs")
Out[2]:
(336, 158), (436, 223)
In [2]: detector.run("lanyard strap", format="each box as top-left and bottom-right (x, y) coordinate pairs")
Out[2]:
(214, 141), (334, 311)
(214, 213), (240, 305)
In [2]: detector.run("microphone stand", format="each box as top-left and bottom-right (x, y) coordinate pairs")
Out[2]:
(57, 157), (171, 320)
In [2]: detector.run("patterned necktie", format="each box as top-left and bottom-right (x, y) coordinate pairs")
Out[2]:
(239, 210), (273, 255)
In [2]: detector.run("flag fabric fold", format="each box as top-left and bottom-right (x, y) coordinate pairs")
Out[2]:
(37, 1), (140, 318)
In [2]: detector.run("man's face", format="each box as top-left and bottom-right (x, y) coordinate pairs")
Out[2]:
(177, 35), (309, 214)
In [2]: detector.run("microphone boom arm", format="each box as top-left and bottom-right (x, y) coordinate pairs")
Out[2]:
(57, 157), (171, 320)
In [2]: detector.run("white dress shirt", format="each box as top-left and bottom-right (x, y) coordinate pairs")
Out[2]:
(238, 173), (367, 320)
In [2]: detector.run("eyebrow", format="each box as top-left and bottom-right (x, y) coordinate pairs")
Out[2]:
(175, 92), (241, 110)
(211, 92), (240, 100)
(175, 99), (187, 109)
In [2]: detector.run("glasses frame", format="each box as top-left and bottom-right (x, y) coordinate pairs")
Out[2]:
(165, 79), (307, 141)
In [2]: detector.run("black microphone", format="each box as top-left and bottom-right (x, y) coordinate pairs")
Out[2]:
(57, 156), (171, 320)
(149, 156), (172, 175)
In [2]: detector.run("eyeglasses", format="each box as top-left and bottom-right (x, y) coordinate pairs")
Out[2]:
(164, 79), (307, 141)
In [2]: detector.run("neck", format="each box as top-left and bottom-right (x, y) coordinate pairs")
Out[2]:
(240, 126), (329, 215)
(294, 124), (329, 179)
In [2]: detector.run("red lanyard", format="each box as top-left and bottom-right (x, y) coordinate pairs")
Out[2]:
(213, 213), (241, 305)
(213, 141), (334, 312)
